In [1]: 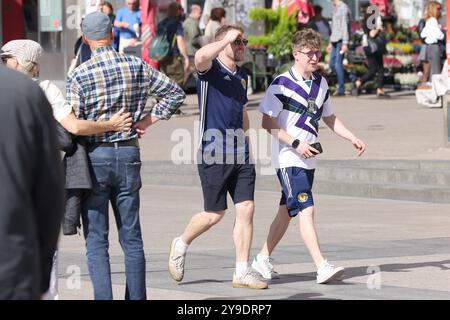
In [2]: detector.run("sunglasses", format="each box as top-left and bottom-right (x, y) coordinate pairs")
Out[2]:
(299, 50), (322, 59)
(234, 39), (248, 46)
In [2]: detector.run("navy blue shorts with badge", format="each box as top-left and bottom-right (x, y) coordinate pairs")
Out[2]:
(277, 167), (315, 217)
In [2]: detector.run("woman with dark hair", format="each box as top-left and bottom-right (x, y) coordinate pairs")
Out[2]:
(156, 2), (190, 87)
(203, 7), (226, 45)
(103, 1), (120, 51)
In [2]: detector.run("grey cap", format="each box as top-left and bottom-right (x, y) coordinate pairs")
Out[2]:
(81, 12), (112, 40)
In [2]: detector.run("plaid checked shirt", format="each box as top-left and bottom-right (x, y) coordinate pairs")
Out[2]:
(66, 46), (185, 143)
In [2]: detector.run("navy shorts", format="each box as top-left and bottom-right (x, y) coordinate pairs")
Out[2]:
(198, 162), (256, 212)
(277, 167), (315, 217)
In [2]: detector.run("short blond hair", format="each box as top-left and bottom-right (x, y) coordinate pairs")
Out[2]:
(292, 29), (321, 51)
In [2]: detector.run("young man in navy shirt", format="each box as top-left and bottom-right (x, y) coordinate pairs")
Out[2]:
(168, 25), (268, 289)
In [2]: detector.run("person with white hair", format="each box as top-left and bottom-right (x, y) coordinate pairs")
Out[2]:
(1, 39), (132, 136)
(1, 39), (132, 300)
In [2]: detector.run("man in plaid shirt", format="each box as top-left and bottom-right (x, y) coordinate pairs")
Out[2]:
(66, 11), (185, 300)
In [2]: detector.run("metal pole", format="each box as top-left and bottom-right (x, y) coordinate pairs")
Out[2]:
(0, 1), (3, 46)
(447, 0), (450, 87)
(63, 0), (67, 79)
(445, 0), (450, 145)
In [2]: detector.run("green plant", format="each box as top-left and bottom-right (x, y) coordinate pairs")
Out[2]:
(275, 61), (294, 76)
(249, 7), (279, 32)
(248, 7), (297, 59)
(248, 35), (271, 47)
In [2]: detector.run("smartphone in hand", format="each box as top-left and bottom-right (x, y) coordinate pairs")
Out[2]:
(309, 142), (323, 155)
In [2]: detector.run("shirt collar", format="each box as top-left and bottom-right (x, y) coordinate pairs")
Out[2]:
(91, 46), (114, 58)
(289, 66), (316, 82)
(217, 57), (237, 76)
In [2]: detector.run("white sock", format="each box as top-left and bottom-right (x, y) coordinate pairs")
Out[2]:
(175, 236), (189, 254)
(257, 254), (269, 261)
(235, 261), (248, 277)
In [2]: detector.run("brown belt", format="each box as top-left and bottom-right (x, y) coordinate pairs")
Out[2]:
(89, 138), (139, 148)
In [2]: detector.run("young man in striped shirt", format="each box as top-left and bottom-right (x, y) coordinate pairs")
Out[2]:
(253, 29), (366, 284)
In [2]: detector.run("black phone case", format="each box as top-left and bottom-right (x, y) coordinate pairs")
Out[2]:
(310, 142), (323, 154)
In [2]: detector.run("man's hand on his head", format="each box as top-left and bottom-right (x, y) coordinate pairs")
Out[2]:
(223, 29), (242, 44)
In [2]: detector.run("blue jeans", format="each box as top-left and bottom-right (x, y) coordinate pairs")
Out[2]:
(329, 41), (345, 94)
(82, 145), (146, 300)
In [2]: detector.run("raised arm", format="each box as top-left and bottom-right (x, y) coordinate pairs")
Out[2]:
(194, 29), (241, 72)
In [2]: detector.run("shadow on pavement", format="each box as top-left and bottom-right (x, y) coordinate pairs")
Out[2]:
(268, 272), (353, 286)
(177, 279), (230, 286)
(341, 260), (450, 281)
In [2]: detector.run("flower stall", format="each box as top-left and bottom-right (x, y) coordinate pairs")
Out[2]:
(343, 21), (422, 92)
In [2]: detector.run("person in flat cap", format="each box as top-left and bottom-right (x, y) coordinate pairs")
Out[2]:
(1, 39), (42, 76)
(68, 11), (185, 300)
(1, 39), (133, 300)
(1, 39), (131, 136)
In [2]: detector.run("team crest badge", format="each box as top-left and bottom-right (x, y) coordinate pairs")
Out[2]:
(241, 79), (247, 90)
(298, 193), (308, 203)
(307, 98), (316, 113)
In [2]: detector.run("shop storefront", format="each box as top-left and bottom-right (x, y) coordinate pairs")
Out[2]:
(0, 0), (121, 81)
(1, 0), (84, 80)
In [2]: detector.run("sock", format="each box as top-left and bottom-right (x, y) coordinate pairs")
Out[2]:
(257, 254), (270, 261)
(235, 261), (248, 277)
(175, 236), (189, 254)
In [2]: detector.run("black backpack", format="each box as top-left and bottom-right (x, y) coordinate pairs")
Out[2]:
(417, 19), (426, 43)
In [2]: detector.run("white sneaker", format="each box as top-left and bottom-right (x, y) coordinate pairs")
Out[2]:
(232, 268), (268, 289)
(316, 260), (345, 284)
(168, 237), (186, 282)
(251, 255), (280, 279)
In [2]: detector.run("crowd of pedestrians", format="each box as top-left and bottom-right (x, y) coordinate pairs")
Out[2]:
(8, 0), (449, 300)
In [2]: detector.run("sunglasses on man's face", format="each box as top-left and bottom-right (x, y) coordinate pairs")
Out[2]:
(299, 50), (322, 59)
(234, 39), (248, 46)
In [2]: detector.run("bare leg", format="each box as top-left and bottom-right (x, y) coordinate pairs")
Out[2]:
(260, 205), (292, 256)
(181, 210), (225, 245)
(298, 206), (324, 268)
(169, 210), (225, 282)
(234, 200), (254, 262)
(422, 61), (430, 83)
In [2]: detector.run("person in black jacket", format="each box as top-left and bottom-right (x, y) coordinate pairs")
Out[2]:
(0, 63), (64, 300)
(352, 6), (389, 98)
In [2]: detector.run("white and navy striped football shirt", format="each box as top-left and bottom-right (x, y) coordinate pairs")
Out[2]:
(259, 67), (334, 169)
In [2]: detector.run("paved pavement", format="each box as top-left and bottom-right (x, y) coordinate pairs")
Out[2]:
(57, 92), (450, 300)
